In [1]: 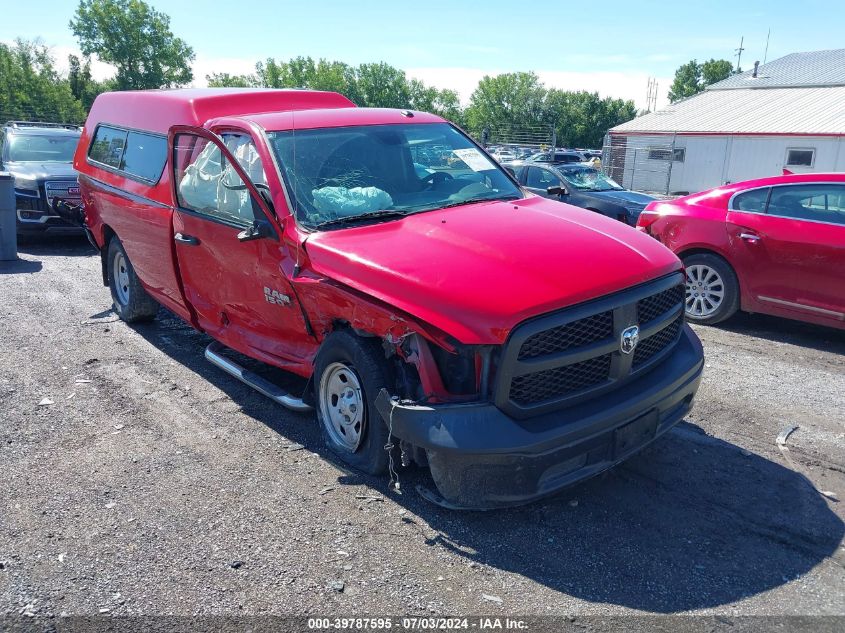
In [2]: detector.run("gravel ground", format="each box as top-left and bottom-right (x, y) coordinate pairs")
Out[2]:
(1, 236), (843, 623)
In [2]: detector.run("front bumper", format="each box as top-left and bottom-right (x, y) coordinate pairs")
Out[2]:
(16, 200), (84, 235)
(376, 324), (704, 509)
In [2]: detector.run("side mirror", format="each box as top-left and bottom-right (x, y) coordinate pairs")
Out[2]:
(547, 185), (568, 196)
(237, 219), (275, 242)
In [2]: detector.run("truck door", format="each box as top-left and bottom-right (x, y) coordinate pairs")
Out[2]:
(167, 126), (311, 367)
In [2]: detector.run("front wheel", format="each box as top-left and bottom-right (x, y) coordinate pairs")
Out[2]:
(107, 237), (159, 323)
(682, 253), (740, 325)
(314, 331), (392, 475)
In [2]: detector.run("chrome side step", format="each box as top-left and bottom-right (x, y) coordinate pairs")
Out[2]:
(204, 341), (313, 413)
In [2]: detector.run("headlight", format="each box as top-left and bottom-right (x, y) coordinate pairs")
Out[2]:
(14, 177), (39, 195)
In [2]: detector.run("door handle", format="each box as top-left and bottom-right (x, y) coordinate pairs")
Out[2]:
(174, 232), (200, 246)
(739, 232), (760, 243)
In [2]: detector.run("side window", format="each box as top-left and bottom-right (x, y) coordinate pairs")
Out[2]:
(221, 133), (268, 188)
(785, 148), (814, 168)
(767, 184), (845, 225)
(527, 167), (561, 188)
(173, 134), (260, 226)
(88, 125), (128, 168)
(731, 187), (770, 213)
(121, 131), (167, 182)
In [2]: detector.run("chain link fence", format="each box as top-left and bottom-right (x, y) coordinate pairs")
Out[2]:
(602, 134), (681, 195)
(474, 124), (556, 158)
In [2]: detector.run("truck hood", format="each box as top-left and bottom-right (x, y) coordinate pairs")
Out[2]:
(305, 196), (681, 344)
(6, 161), (78, 183)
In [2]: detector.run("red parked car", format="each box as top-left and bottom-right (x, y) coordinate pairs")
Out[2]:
(637, 173), (845, 330)
(71, 89), (704, 508)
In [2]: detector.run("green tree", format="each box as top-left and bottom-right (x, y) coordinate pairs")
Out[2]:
(464, 72), (547, 137)
(68, 54), (112, 109)
(313, 60), (360, 102)
(544, 90), (636, 148)
(236, 57), (462, 121)
(668, 58), (734, 103)
(206, 72), (257, 88)
(667, 60), (702, 103)
(0, 39), (86, 123)
(432, 89), (464, 127)
(255, 58), (284, 88)
(70, 0), (195, 90)
(701, 58), (734, 86)
(355, 62), (411, 109)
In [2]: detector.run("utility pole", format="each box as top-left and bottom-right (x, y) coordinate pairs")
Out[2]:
(735, 36), (745, 72)
(763, 29), (771, 65)
(645, 77), (658, 113)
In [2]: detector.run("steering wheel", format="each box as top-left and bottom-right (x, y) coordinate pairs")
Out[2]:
(422, 171), (453, 189)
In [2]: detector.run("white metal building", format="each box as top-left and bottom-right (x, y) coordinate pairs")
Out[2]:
(606, 49), (845, 194)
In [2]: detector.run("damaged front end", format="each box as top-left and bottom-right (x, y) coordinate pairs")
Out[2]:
(52, 198), (98, 249)
(373, 275), (705, 510)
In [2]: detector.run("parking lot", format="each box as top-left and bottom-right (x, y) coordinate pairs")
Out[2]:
(1, 237), (843, 620)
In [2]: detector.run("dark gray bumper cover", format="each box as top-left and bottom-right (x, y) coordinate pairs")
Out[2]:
(376, 325), (704, 509)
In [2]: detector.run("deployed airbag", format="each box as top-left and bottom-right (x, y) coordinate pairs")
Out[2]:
(312, 186), (393, 216)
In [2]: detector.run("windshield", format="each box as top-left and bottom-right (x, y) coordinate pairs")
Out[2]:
(267, 123), (522, 229)
(558, 166), (623, 192)
(6, 134), (79, 162)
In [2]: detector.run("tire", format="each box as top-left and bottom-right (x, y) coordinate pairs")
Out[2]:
(682, 253), (740, 325)
(107, 236), (159, 323)
(314, 330), (392, 475)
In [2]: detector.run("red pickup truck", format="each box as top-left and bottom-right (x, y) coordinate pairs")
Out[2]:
(73, 89), (703, 509)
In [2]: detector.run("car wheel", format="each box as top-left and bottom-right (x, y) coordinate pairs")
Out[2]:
(107, 237), (159, 323)
(314, 331), (391, 475)
(682, 253), (740, 325)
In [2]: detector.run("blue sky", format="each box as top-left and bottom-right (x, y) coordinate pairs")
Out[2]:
(3, 0), (844, 109)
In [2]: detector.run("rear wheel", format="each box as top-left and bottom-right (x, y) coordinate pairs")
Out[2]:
(107, 237), (158, 323)
(682, 253), (739, 325)
(314, 331), (392, 475)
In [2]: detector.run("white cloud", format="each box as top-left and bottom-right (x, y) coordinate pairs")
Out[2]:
(537, 69), (673, 111)
(190, 54), (258, 86)
(405, 66), (492, 102)
(44, 44), (257, 88)
(49, 45), (115, 81)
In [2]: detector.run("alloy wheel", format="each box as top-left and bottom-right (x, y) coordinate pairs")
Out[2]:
(685, 264), (725, 318)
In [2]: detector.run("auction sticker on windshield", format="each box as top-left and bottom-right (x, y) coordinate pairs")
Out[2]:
(452, 148), (495, 172)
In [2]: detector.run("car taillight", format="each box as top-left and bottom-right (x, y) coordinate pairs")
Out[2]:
(636, 210), (661, 234)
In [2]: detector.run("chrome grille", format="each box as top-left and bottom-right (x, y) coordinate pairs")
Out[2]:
(494, 274), (686, 419)
(44, 180), (81, 209)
